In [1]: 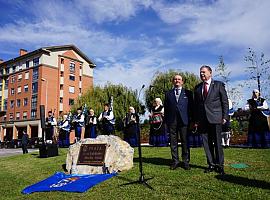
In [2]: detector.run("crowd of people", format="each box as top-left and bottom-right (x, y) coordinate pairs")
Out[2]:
(20, 65), (269, 174)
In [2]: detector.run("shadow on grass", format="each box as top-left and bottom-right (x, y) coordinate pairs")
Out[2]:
(133, 157), (205, 170)
(215, 174), (270, 190)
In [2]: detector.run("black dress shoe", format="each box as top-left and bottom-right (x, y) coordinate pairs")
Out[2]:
(204, 166), (215, 173)
(183, 163), (191, 170)
(170, 163), (180, 170)
(216, 167), (225, 175)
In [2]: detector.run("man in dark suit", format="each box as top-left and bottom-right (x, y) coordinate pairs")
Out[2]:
(22, 130), (29, 154)
(194, 65), (229, 175)
(164, 74), (193, 170)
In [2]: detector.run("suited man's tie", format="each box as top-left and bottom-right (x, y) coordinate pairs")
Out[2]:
(203, 82), (208, 98)
(175, 88), (180, 102)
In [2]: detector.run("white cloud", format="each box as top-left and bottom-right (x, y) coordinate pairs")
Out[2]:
(152, 0), (270, 51)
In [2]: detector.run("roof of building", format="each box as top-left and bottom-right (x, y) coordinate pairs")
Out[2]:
(0, 44), (96, 68)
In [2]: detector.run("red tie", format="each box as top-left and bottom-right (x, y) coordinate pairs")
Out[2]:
(203, 82), (208, 98)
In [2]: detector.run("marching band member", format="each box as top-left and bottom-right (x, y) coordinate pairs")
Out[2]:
(123, 106), (139, 147)
(45, 110), (57, 143)
(98, 103), (115, 135)
(245, 89), (270, 148)
(73, 107), (85, 142)
(58, 114), (71, 147)
(85, 109), (97, 138)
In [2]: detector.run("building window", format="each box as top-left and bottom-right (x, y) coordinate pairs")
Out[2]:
(17, 99), (21, 107)
(31, 110), (37, 119)
(26, 60), (30, 69)
(12, 65), (16, 73)
(79, 76), (82, 81)
(69, 98), (74, 105)
(23, 98), (28, 106)
(16, 112), (20, 120)
(0, 85), (2, 90)
(60, 85), (63, 90)
(32, 67), (39, 80)
(31, 95), (37, 109)
(24, 85), (29, 92)
(9, 113), (13, 120)
(33, 57), (39, 67)
(4, 99), (7, 110)
(61, 58), (64, 64)
(17, 86), (21, 94)
(32, 82), (38, 93)
(18, 65), (22, 71)
(11, 76), (15, 83)
(69, 75), (75, 81)
(10, 100), (14, 108)
(69, 86), (75, 93)
(23, 111), (27, 119)
(5, 79), (8, 89)
(11, 88), (15, 95)
(69, 62), (75, 73)
(60, 97), (63, 103)
(18, 74), (22, 82)
(25, 71), (29, 79)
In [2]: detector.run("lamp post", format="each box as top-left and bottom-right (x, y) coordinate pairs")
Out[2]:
(41, 78), (48, 115)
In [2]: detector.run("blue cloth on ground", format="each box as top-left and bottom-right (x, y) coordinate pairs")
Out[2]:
(22, 172), (117, 194)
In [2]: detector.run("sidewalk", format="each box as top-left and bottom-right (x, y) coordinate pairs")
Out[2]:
(0, 148), (38, 158)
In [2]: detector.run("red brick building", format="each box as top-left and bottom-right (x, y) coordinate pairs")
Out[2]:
(0, 45), (95, 141)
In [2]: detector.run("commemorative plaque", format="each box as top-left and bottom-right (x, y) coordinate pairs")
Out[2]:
(77, 144), (107, 166)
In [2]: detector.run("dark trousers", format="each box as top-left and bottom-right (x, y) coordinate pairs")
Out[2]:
(201, 122), (224, 167)
(22, 144), (28, 154)
(168, 114), (190, 164)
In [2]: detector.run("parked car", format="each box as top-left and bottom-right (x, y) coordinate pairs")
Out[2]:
(27, 137), (43, 149)
(5, 139), (22, 148)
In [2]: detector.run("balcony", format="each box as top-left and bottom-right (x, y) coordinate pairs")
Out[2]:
(59, 103), (63, 111)
(60, 77), (64, 85)
(59, 90), (64, 97)
(60, 64), (64, 72)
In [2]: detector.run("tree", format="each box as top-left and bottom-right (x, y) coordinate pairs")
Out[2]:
(144, 70), (200, 111)
(72, 83), (145, 130)
(245, 48), (270, 99)
(215, 56), (243, 108)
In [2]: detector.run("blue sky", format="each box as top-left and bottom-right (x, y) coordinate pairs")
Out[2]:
(1, 0), (270, 108)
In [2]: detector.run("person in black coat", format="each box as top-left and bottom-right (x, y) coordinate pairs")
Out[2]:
(164, 74), (193, 170)
(22, 130), (29, 154)
(194, 65), (229, 175)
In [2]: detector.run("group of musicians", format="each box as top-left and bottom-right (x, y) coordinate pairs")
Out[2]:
(45, 103), (115, 147)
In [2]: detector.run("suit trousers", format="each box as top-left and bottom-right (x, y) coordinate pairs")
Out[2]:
(168, 114), (190, 164)
(201, 122), (224, 167)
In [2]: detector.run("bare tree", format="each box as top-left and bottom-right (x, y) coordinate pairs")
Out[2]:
(215, 56), (243, 108)
(245, 48), (270, 99)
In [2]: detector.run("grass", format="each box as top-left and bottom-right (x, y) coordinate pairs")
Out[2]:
(0, 147), (269, 200)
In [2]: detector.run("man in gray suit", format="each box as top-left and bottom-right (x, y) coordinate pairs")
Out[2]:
(194, 66), (229, 175)
(164, 74), (193, 170)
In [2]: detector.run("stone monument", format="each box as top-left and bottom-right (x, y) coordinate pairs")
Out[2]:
(66, 135), (134, 174)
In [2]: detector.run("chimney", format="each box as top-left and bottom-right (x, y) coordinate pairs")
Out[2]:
(20, 49), (28, 56)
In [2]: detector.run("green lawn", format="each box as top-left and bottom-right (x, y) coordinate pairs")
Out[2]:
(0, 147), (269, 200)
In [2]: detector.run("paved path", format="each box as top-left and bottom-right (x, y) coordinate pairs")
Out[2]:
(0, 148), (38, 158)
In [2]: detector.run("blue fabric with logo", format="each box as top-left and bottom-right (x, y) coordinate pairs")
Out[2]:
(22, 172), (117, 194)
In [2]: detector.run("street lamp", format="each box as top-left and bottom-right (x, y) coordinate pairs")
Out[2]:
(41, 78), (48, 115)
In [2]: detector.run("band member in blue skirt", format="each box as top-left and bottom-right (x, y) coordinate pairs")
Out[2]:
(73, 107), (85, 141)
(149, 98), (168, 147)
(245, 89), (270, 148)
(85, 109), (97, 138)
(123, 106), (139, 147)
(98, 103), (115, 135)
(58, 114), (71, 147)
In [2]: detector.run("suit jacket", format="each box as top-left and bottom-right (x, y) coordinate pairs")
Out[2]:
(164, 88), (193, 126)
(194, 80), (229, 124)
